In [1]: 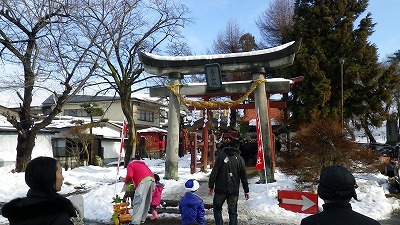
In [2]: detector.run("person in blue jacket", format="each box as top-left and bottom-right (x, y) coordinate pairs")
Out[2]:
(179, 179), (206, 225)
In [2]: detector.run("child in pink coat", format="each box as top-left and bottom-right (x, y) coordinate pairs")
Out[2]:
(150, 174), (164, 220)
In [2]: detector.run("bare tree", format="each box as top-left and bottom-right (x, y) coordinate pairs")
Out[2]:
(210, 20), (259, 127)
(166, 41), (192, 57)
(212, 20), (244, 54)
(0, 0), (102, 172)
(60, 122), (106, 166)
(211, 20), (258, 80)
(76, 0), (192, 167)
(256, 0), (294, 47)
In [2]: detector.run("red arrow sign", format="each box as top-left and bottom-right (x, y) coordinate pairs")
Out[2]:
(278, 190), (318, 214)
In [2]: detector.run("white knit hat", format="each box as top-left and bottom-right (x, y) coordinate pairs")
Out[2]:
(185, 179), (200, 192)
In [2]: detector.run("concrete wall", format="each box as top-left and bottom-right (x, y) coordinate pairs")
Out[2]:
(0, 132), (54, 166)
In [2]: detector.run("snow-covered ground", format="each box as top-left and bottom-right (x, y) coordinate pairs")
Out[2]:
(0, 153), (399, 224)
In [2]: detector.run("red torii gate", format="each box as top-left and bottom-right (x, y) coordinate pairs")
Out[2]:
(181, 78), (302, 174)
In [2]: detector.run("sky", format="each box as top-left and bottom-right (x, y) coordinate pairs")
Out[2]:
(179, 0), (400, 61)
(0, 152), (398, 224)
(0, 0), (397, 108)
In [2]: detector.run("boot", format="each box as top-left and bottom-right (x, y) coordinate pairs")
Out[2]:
(150, 210), (158, 220)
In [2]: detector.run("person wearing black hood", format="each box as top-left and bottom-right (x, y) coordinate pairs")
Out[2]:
(208, 138), (249, 225)
(1, 156), (82, 225)
(300, 166), (381, 225)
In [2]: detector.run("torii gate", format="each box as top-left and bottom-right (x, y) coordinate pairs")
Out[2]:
(139, 40), (301, 182)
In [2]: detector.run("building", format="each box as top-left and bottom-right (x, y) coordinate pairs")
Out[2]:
(1, 93), (169, 167)
(40, 94), (167, 130)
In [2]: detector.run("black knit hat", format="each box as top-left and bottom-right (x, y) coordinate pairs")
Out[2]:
(317, 166), (358, 201)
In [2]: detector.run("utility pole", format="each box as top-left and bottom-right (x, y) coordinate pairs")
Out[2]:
(339, 58), (345, 128)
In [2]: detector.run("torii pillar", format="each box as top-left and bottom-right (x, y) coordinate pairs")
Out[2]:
(165, 72), (181, 180)
(253, 67), (274, 183)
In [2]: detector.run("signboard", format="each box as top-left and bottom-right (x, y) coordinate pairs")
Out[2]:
(277, 190), (318, 214)
(205, 63), (222, 91)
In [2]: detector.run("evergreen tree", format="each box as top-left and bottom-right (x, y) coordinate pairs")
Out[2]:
(388, 50), (400, 63)
(287, 0), (400, 138)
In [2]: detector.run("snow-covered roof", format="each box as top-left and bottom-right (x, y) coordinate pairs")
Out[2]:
(42, 94), (165, 106)
(137, 127), (167, 133)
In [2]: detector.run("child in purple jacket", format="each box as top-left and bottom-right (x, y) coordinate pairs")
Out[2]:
(179, 179), (205, 225)
(150, 174), (164, 220)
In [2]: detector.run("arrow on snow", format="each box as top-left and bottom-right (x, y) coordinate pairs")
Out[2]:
(281, 195), (316, 211)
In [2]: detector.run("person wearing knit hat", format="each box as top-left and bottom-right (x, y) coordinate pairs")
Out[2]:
(179, 179), (205, 225)
(301, 166), (381, 225)
(208, 138), (249, 225)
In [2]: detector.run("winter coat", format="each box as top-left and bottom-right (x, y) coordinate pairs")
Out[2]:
(208, 146), (249, 196)
(300, 202), (381, 225)
(1, 189), (81, 225)
(124, 160), (154, 187)
(179, 192), (206, 225)
(151, 181), (164, 206)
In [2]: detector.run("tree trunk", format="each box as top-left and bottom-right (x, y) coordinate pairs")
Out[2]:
(345, 123), (355, 141)
(361, 119), (376, 143)
(120, 93), (137, 167)
(83, 144), (90, 165)
(15, 131), (37, 172)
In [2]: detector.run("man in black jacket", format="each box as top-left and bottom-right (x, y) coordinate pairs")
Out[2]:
(300, 166), (381, 225)
(208, 138), (249, 225)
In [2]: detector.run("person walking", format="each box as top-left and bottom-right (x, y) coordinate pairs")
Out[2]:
(208, 138), (250, 225)
(124, 159), (155, 225)
(300, 166), (381, 225)
(179, 179), (206, 225)
(149, 174), (164, 220)
(1, 156), (83, 225)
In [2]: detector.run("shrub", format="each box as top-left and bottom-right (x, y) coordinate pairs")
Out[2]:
(277, 117), (380, 184)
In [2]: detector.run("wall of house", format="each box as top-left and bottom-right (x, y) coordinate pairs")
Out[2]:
(0, 132), (54, 166)
(60, 100), (161, 128)
(92, 126), (121, 138)
(102, 140), (125, 165)
(60, 101), (125, 121)
(131, 103), (160, 129)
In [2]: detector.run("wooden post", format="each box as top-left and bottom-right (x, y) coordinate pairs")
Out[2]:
(201, 106), (209, 172)
(190, 132), (197, 174)
(267, 97), (276, 170)
(209, 134), (215, 168)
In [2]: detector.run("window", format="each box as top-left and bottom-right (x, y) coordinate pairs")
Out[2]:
(138, 109), (154, 122)
(64, 109), (88, 117)
(160, 110), (167, 123)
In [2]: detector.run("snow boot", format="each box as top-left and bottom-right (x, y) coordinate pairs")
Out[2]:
(150, 210), (158, 220)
